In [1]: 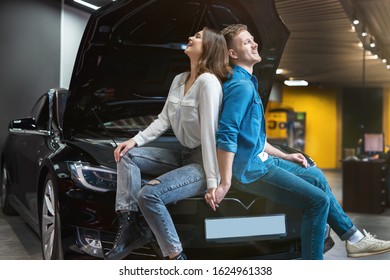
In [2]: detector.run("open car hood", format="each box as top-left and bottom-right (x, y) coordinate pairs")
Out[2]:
(63, 0), (289, 139)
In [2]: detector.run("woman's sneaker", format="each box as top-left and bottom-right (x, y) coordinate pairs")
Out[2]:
(346, 229), (390, 257)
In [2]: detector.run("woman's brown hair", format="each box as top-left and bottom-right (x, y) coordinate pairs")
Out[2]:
(196, 27), (232, 82)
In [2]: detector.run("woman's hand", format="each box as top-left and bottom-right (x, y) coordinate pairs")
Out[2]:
(204, 183), (231, 211)
(114, 139), (137, 162)
(204, 189), (217, 211)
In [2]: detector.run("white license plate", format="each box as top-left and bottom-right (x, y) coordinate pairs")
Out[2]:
(205, 214), (286, 242)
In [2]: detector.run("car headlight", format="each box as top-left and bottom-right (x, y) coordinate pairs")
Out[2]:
(69, 162), (117, 192)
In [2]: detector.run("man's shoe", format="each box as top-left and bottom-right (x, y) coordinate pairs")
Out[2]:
(105, 211), (149, 260)
(346, 229), (390, 258)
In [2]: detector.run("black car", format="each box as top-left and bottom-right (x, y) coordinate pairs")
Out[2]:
(1, 0), (333, 260)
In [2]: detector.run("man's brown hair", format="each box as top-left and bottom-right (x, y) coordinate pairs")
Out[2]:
(221, 24), (248, 48)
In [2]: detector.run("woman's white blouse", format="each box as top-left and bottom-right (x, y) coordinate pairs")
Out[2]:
(132, 72), (222, 189)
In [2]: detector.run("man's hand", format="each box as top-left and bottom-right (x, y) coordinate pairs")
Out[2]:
(284, 153), (308, 168)
(114, 139), (137, 162)
(204, 183), (231, 211)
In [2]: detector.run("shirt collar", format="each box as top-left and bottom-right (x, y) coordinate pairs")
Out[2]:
(232, 65), (258, 87)
(232, 65), (252, 77)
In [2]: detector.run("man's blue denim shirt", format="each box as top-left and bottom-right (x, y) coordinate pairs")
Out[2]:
(216, 65), (268, 184)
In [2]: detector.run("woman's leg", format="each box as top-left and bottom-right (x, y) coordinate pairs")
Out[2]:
(137, 163), (206, 258)
(234, 157), (330, 260)
(275, 158), (357, 240)
(115, 147), (182, 212)
(107, 147), (182, 260)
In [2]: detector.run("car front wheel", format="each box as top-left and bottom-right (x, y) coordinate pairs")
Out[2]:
(41, 173), (63, 259)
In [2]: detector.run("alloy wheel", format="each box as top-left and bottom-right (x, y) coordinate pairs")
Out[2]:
(41, 178), (57, 259)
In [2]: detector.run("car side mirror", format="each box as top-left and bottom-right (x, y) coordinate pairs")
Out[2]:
(9, 118), (38, 131)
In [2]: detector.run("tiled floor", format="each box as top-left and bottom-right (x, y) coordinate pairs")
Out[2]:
(1, 169), (390, 260)
(0, 213), (41, 260)
(322, 169), (390, 260)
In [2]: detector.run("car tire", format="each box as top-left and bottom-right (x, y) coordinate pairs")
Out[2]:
(40, 173), (64, 260)
(1, 162), (17, 215)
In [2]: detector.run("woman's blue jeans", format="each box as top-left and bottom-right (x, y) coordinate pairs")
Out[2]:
(234, 156), (357, 260)
(115, 146), (206, 257)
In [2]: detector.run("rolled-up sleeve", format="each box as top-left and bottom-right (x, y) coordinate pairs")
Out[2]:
(216, 80), (254, 153)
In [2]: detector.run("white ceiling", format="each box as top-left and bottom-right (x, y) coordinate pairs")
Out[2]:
(275, 0), (390, 89)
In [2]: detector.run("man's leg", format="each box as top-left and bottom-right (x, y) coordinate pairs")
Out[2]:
(275, 158), (356, 239)
(234, 157), (330, 260)
(276, 157), (390, 258)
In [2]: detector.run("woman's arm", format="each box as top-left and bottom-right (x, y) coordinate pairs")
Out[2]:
(198, 74), (223, 189)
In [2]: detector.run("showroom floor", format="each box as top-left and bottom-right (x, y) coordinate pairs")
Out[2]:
(1, 169), (390, 260)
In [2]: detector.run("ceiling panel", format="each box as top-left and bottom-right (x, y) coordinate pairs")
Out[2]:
(275, 0), (390, 88)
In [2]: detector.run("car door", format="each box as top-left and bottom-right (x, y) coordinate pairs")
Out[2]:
(10, 93), (55, 226)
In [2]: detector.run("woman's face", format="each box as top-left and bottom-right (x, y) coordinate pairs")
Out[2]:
(184, 30), (203, 60)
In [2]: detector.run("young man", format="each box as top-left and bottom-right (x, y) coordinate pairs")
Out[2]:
(204, 24), (390, 259)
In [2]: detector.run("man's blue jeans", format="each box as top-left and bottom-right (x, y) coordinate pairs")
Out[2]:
(115, 146), (206, 257)
(233, 156), (357, 260)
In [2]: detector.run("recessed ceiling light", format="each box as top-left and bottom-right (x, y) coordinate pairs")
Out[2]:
(284, 80), (308, 86)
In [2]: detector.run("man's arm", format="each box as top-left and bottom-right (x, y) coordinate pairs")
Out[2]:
(264, 141), (287, 158)
(206, 81), (254, 210)
(205, 149), (235, 211)
(264, 141), (308, 168)
(217, 149), (235, 190)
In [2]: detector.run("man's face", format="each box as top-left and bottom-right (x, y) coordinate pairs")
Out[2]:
(229, 30), (261, 67)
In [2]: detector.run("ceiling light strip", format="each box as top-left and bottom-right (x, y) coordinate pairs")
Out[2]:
(73, 0), (100, 10)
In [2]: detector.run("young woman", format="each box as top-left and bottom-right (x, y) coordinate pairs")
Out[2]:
(105, 27), (231, 260)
